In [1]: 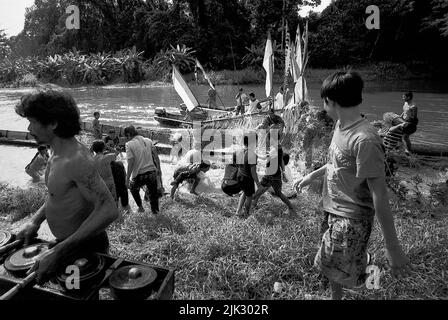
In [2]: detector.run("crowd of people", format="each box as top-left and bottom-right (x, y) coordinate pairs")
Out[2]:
(15, 70), (414, 299)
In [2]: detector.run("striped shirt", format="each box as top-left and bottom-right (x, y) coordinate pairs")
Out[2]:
(383, 127), (403, 152)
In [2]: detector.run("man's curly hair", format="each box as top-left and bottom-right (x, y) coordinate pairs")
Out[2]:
(16, 90), (81, 138)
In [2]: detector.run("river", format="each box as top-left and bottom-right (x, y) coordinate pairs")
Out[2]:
(1, 80), (447, 187)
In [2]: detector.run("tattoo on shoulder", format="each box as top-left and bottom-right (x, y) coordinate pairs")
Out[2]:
(69, 155), (112, 204)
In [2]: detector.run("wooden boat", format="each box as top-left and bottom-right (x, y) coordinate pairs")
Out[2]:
(154, 64), (234, 128)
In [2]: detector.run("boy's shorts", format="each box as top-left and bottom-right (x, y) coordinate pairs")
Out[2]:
(221, 180), (242, 196)
(314, 211), (373, 288)
(237, 174), (255, 197)
(260, 175), (282, 195)
(402, 122), (417, 135)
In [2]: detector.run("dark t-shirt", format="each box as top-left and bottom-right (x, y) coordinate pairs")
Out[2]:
(266, 146), (283, 178)
(236, 148), (257, 178)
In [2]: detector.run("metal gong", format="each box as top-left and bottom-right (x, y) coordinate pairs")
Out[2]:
(56, 253), (106, 291)
(4, 243), (50, 275)
(109, 265), (158, 300)
(0, 230), (13, 248)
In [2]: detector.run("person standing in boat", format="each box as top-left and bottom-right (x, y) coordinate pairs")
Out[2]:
(235, 88), (248, 115)
(274, 86), (285, 110)
(245, 92), (262, 115)
(207, 88), (217, 109)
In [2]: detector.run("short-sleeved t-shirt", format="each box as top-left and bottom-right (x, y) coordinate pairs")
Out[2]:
(401, 102), (418, 124)
(125, 136), (156, 178)
(323, 118), (385, 220)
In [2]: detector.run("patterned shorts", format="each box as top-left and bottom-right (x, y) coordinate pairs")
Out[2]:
(314, 212), (373, 288)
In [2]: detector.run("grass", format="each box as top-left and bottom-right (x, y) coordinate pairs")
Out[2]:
(0, 161), (447, 300)
(0, 182), (46, 222)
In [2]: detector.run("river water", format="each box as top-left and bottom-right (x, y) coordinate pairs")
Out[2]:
(1, 80), (447, 187)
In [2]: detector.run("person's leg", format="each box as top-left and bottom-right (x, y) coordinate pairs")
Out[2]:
(244, 195), (253, 216)
(145, 172), (159, 214)
(403, 134), (412, 154)
(129, 175), (144, 212)
(120, 186), (129, 208)
(190, 176), (200, 195)
(252, 185), (269, 208)
(236, 193), (246, 216)
(330, 281), (343, 300)
(170, 183), (179, 199)
(278, 192), (296, 215)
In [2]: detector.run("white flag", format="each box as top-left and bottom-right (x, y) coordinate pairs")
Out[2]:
(172, 64), (200, 112)
(195, 59), (215, 90)
(263, 31), (274, 98)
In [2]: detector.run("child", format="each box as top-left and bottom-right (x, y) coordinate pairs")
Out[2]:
(378, 113), (405, 153)
(235, 133), (259, 218)
(170, 161), (211, 199)
(294, 71), (409, 300)
(91, 140), (118, 204)
(92, 111), (102, 140)
(221, 150), (242, 196)
(252, 129), (296, 216)
(25, 145), (49, 182)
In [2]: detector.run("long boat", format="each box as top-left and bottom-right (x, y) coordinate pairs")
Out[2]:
(153, 65), (233, 128)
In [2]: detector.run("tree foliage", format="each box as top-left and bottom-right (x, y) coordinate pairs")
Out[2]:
(3, 0), (448, 72)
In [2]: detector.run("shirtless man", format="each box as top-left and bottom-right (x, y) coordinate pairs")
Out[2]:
(91, 140), (119, 203)
(15, 91), (119, 284)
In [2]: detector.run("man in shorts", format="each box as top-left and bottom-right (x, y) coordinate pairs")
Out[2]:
(294, 71), (410, 299)
(235, 133), (259, 218)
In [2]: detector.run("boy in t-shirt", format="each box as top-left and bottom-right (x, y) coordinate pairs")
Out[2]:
(294, 71), (410, 300)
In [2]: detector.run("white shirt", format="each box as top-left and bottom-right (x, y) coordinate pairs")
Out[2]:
(246, 99), (260, 114)
(125, 136), (156, 178)
(274, 92), (284, 110)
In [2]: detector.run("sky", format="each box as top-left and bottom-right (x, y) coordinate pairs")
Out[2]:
(298, 0), (333, 17)
(0, 0), (333, 37)
(0, 0), (34, 36)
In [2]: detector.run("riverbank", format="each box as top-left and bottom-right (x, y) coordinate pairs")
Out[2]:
(0, 154), (447, 299)
(0, 62), (440, 89)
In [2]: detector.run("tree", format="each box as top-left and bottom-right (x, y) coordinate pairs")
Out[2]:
(0, 29), (11, 59)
